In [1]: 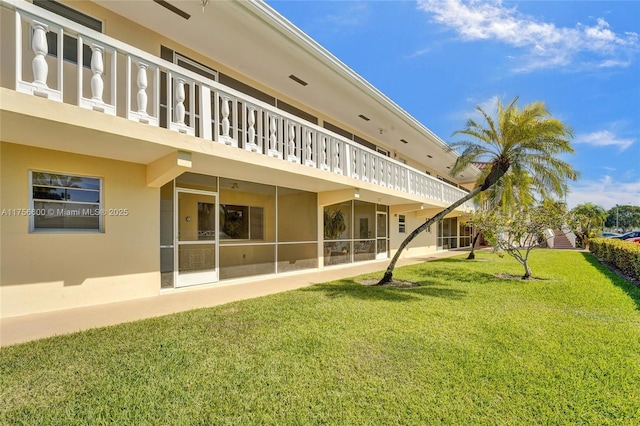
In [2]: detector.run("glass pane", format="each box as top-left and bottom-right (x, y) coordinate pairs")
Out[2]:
(324, 241), (351, 266)
(278, 187), (317, 242)
(354, 201), (375, 239)
(354, 239), (375, 262)
(179, 244), (216, 274)
(249, 207), (264, 240)
(377, 213), (387, 238)
(183, 84), (192, 124)
(277, 243), (318, 272)
(220, 244), (275, 280)
(178, 192), (215, 242)
(160, 182), (174, 246)
(220, 205), (248, 239)
(176, 56), (217, 81)
(377, 239), (387, 255)
(198, 202), (216, 240)
(33, 201), (100, 230)
(33, 187), (100, 202)
(161, 247), (174, 288)
(324, 202), (351, 240)
(219, 178), (275, 242)
(32, 172), (100, 190)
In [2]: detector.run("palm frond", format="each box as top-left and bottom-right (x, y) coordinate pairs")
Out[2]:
(448, 96), (578, 212)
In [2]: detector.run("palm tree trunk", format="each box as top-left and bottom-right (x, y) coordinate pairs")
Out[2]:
(377, 160), (509, 285)
(466, 230), (482, 260)
(376, 186), (482, 285)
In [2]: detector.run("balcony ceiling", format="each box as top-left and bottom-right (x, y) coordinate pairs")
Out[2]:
(93, 0), (478, 184)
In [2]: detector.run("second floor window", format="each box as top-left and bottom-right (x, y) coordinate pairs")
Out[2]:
(34, 0), (103, 68)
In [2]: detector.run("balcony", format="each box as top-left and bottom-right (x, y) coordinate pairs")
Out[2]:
(2, 0), (474, 210)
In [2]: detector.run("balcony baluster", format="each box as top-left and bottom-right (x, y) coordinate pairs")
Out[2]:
(136, 62), (148, 114)
(304, 128), (316, 167)
(267, 114), (281, 158)
(31, 21), (48, 87)
(286, 121), (297, 163)
(245, 105), (260, 153)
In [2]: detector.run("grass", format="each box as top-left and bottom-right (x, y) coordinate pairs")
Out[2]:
(1, 250), (640, 425)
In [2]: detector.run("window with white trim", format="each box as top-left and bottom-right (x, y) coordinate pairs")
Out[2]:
(30, 171), (103, 232)
(424, 217), (432, 233)
(398, 214), (406, 233)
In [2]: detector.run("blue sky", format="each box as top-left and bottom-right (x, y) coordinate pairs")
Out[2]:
(266, 0), (640, 210)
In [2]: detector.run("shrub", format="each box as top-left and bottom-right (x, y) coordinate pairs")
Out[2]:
(590, 238), (640, 281)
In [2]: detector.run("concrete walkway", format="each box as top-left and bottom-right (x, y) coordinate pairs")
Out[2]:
(1, 250), (468, 347)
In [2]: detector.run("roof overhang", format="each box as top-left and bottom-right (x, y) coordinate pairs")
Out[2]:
(93, 0), (479, 181)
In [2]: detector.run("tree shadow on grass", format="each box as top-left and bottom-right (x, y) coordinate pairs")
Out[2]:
(425, 255), (556, 283)
(304, 256), (523, 303)
(303, 279), (468, 302)
(580, 252), (640, 311)
(413, 269), (503, 285)
(404, 260), (508, 286)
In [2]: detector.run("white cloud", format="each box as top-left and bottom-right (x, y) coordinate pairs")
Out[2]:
(567, 175), (640, 209)
(457, 94), (502, 122)
(408, 47), (432, 58)
(598, 59), (631, 68)
(324, 2), (370, 28)
(416, 0), (639, 72)
(574, 130), (635, 151)
(446, 95), (506, 131)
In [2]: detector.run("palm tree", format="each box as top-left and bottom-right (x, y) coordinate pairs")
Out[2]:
(377, 96), (578, 285)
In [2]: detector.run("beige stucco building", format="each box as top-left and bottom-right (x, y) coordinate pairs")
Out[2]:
(0, 0), (479, 319)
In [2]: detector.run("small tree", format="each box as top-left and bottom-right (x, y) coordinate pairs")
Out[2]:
(569, 203), (606, 249)
(479, 201), (566, 279)
(466, 168), (536, 260)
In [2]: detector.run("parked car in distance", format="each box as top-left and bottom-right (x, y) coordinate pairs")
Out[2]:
(629, 237), (640, 243)
(599, 232), (622, 238)
(612, 230), (640, 240)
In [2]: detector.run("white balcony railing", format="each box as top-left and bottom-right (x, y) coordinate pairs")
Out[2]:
(4, 0), (473, 210)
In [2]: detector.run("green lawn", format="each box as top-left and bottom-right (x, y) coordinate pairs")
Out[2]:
(2, 250), (640, 425)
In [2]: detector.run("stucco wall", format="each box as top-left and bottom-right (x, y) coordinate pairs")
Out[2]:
(0, 142), (159, 318)
(389, 211), (439, 258)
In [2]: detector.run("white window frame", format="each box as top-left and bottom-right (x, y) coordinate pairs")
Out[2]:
(398, 214), (406, 233)
(219, 204), (264, 241)
(34, 0), (104, 68)
(29, 170), (104, 233)
(376, 147), (390, 157)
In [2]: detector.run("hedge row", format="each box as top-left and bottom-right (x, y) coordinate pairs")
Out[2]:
(590, 238), (640, 281)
